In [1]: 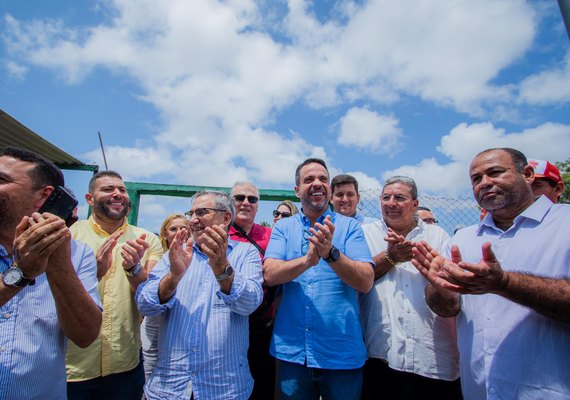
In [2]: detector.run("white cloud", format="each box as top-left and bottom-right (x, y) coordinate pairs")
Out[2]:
(438, 122), (570, 164)
(337, 107), (402, 154)
(2, 0), (559, 195)
(384, 121), (570, 197)
(518, 50), (570, 105)
(4, 61), (28, 79)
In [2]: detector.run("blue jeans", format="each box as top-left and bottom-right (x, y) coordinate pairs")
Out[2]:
(277, 359), (363, 400)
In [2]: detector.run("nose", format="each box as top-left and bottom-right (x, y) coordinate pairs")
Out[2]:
(479, 174), (493, 187)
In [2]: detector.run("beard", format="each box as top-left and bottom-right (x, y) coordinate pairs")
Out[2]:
(477, 188), (510, 211)
(92, 198), (130, 221)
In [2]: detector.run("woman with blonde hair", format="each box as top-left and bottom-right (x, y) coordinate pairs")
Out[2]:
(272, 200), (299, 225)
(141, 213), (189, 380)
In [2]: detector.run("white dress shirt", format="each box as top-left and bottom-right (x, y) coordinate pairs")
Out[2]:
(360, 218), (459, 380)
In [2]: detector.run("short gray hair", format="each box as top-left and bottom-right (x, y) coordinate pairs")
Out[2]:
(191, 190), (235, 225)
(383, 176), (418, 200)
(231, 181), (260, 198)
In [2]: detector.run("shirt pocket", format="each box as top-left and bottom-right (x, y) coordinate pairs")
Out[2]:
(32, 275), (57, 319)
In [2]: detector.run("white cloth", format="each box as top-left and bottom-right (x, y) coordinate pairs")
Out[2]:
(360, 218), (459, 380)
(450, 196), (570, 400)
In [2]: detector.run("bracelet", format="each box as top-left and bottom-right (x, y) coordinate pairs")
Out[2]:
(384, 251), (398, 267)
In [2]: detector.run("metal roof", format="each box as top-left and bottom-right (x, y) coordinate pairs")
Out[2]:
(0, 109), (96, 171)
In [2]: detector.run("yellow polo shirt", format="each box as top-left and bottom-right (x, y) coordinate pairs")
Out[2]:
(66, 216), (163, 381)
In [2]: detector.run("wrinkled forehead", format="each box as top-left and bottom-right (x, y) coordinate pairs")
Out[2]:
(300, 163), (329, 180)
(382, 182), (412, 196)
(191, 194), (216, 209)
(232, 183), (258, 196)
(470, 149), (514, 174)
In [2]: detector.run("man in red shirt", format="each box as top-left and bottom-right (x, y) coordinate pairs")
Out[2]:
(229, 181), (274, 400)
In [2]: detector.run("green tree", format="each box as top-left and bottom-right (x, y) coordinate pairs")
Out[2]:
(555, 158), (570, 203)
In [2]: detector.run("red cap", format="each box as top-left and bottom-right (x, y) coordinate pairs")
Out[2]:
(528, 159), (562, 184)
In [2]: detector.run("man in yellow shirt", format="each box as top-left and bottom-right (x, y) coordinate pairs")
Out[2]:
(66, 171), (163, 400)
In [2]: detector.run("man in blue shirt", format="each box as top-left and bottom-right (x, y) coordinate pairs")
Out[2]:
(0, 147), (102, 399)
(136, 190), (263, 400)
(413, 148), (570, 399)
(263, 158), (374, 400)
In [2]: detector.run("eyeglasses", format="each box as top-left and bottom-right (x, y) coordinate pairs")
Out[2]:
(422, 218), (438, 224)
(273, 210), (292, 218)
(381, 194), (411, 203)
(233, 194), (259, 204)
(185, 208), (226, 218)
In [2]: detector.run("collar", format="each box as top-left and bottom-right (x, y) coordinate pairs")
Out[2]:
(476, 195), (552, 234)
(299, 207), (334, 227)
(88, 215), (128, 237)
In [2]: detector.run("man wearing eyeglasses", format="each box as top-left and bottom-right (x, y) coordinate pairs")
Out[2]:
(263, 158), (374, 400)
(359, 176), (460, 400)
(416, 206), (438, 225)
(331, 174), (377, 225)
(136, 190), (263, 399)
(229, 181), (275, 400)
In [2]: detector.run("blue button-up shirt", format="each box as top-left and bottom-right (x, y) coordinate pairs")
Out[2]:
(0, 241), (101, 400)
(136, 239), (263, 400)
(265, 208), (373, 369)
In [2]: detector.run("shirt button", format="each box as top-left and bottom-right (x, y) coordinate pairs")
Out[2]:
(0, 346), (6, 352)
(3, 313), (11, 319)
(192, 372), (197, 377)
(193, 347), (197, 352)
(489, 387), (496, 394)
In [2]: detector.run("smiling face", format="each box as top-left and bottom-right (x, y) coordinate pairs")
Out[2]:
(295, 162), (331, 216)
(164, 217), (190, 249)
(0, 156), (48, 233)
(231, 183), (259, 228)
(87, 176), (130, 222)
(187, 194), (231, 248)
(273, 204), (292, 224)
(380, 182), (418, 230)
(332, 182), (360, 217)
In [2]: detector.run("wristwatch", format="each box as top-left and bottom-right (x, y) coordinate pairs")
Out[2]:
(2, 265), (35, 288)
(215, 265), (234, 281)
(324, 246), (341, 263)
(124, 262), (143, 277)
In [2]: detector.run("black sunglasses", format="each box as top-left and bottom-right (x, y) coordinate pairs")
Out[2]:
(273, 210), (292, 218)
(233, 194), (259, 204)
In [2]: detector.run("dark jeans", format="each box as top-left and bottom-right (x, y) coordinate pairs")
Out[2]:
(248, 319), (276, 400)
(277, 359), (362, 400)
(361, 358), (462, 400)
(67, 361), (145, 400)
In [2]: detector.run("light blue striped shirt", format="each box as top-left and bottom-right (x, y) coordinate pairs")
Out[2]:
(0, 241), (101, 400)
(136, 239), (263, 400)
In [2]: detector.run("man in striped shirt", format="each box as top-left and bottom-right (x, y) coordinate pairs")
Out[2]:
(0, 147), (102, 399)
(136, 190), (264, 400)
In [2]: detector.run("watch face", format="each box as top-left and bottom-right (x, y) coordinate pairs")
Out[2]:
(225, 265), (234, 277)
(3, 268), (23, 285)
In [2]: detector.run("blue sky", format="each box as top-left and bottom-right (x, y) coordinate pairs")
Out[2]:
(1, 0), (569, 232)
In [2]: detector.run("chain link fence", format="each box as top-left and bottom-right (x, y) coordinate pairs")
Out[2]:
(357, 189), (481, 236)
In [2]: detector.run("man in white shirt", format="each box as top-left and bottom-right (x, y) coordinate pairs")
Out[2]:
(360, 176), (461, 400)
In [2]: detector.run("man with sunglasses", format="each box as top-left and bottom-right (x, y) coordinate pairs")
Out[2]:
(136, 190), (263, 399)
(360, 176), (460, 400)
(229, 181), (275, 400)
(263, 158), (374, 400)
